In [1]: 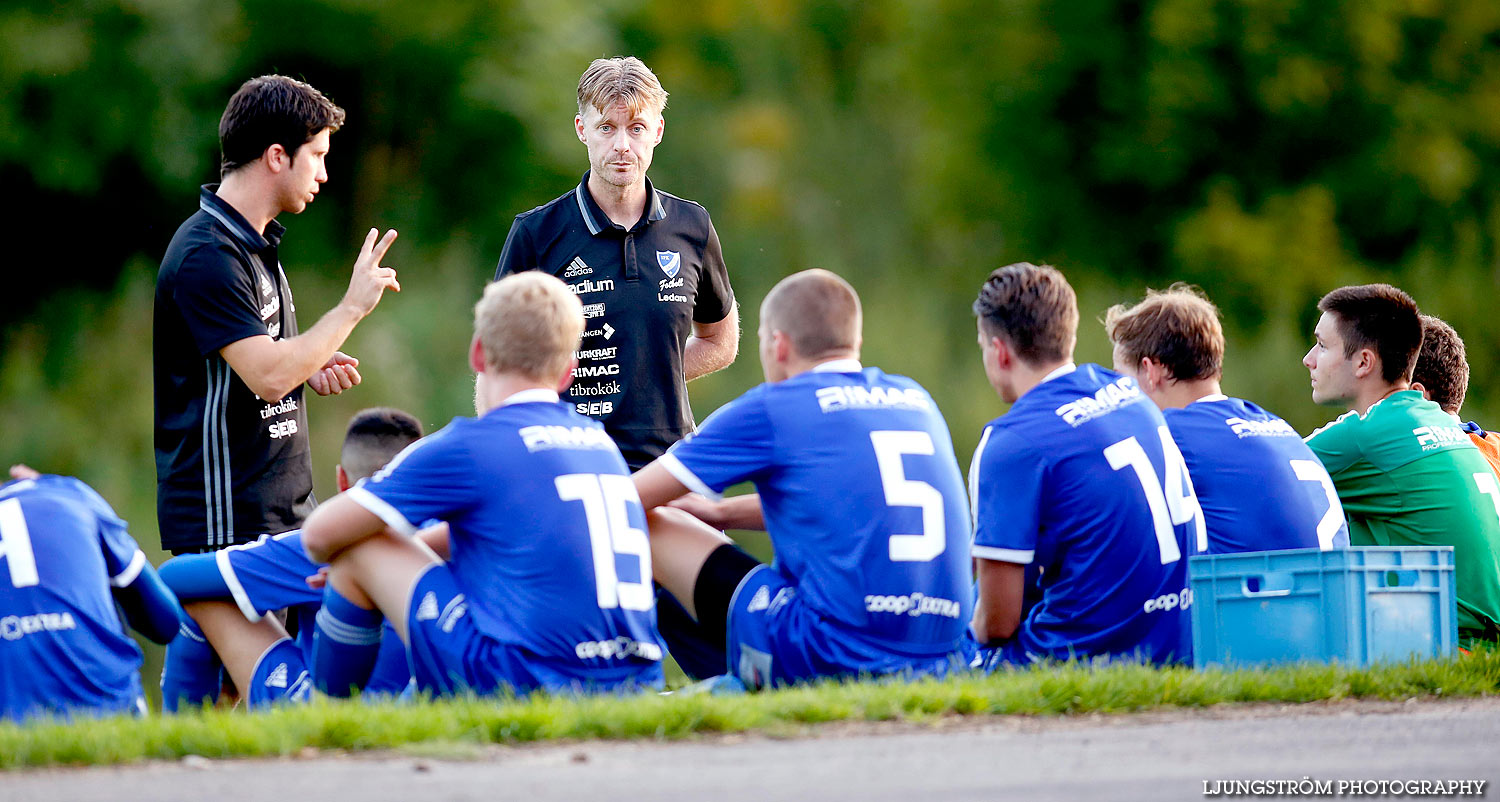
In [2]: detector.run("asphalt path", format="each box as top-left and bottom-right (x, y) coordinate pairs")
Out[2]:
(7, 697), (1498, 802)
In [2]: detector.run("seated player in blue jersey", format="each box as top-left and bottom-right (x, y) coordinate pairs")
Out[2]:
(632, 269), (975, 689)
(300, 272), (665, 698)
(1103, 285), (1349, 554)
(968, 263), (1197, 668)
(0, 466), (182, 722)
(156, 408), (425, 710)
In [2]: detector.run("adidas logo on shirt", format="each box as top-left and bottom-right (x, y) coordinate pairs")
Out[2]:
(416, 592), (440, 622)
(564, 257), (592, 278)
(747, 586), (771, 613)
(265, 662), (288, 689)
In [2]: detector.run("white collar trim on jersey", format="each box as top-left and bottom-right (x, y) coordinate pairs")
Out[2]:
(1192, 393), (1229, 404)
(498, 388), (560, 407)
(1041, 363), (1077, 384)
(811, 358), (864, 373)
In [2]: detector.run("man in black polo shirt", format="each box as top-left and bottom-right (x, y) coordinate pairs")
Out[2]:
(494, 57), (738, 676)
(154, 75), (401, 555)
(495, 56), (738, 468)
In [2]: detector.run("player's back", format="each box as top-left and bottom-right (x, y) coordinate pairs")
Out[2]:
(973, 365), (1195, 665)
(1164, 396), (1349, 554)
(0, 477), (148, 721)
(358, 396), (665, 687)
(752, 365), (973, 653)
(1307, 391), (1500, 641)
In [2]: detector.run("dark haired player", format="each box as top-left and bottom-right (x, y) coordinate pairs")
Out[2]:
(1304, 284), (1500, 644)
(1106, 285), (1347, 554)
(154, 74), (402, 556)
(0, 468), (181, 721)
(633, 269), (974, 689)
(969, 264), (1197, 667)
(1409, 315), (1500, 478)
(157, 408), (425, 710)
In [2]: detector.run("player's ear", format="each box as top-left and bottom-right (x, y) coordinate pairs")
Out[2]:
(264, 143), (288, 173)
(993, 335), (1016, 371)
(1410, 380), (1430, 401)
(1143, 358), (1167, 391)
(653, 113), (664, 145)
(1353, 348), (1378, 380)
(773, 330), (793, 364)
(555, 357), (577, 394)
(336, 464), (351, 493)
(469, 336), (487, 374)
(575, 114), (587, 143)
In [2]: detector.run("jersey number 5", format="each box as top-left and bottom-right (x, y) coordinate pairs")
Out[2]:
(0, 498), (40, 588)
(870, 430), (947, 562)
(555, 474), (653, 612)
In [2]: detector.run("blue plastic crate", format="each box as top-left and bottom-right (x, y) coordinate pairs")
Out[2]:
(1189, 547), (1457, 668)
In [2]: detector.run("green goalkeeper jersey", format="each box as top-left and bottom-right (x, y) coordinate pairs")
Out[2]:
(1306, 390), (1500, 642)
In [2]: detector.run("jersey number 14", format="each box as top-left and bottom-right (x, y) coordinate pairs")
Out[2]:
(1104, 426), (1203, 564)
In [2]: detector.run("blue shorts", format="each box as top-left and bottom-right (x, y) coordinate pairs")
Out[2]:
(726, 566), (975, 690)
(247, 638), (314, 710)
(217, 532), (322, 621)
(403, 564), (661, 697)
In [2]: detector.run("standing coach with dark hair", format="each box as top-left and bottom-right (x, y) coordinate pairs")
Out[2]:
(154, 74), (402, 555)
(494, 57), (738, 677)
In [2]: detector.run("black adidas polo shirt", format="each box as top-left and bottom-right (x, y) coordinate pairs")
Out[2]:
(153, 185), (315, 553)
(495, 173), (735, 467)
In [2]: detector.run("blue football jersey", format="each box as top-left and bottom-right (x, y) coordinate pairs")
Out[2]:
(347, 391), (664, 686)
(0, 476), (149, 721)
(1163, 395), (1349, 554)
(662, 363), (974, 659)
(970, 364), (1195, 666)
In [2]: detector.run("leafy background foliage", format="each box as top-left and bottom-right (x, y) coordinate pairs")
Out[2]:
(2, 0), (1498, 680)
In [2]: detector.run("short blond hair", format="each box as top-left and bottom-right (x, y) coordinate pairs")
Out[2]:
(762, 269), (862, 359)
(1104, 284), (1224, 381)
(577, 56), (669, 117)
(475, 273), (584, 382)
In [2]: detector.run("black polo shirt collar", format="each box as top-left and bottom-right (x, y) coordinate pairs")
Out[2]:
(199, 184), (285, 252)
(573, 171), (667, 236)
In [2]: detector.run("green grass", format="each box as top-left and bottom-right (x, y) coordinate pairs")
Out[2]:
(5, 652), (1498, 770)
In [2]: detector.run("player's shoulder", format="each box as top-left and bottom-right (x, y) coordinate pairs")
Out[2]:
(1306, 408), (1360, 441)
(654, 188), (713, 230)
(493, 399), (624, 452)
(653, 187), (709, 216)
(1168, 395), (1295, 434)
(160, 220), (241, 279)
(1, 474), (92, 503)
(776, 365), (935, 412)
(510, 187), (584, 229)
(1011, 363), (1149, 426)
(1310, 391), (1435, 445)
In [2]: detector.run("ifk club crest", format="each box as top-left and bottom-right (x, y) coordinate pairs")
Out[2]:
(656, 250), (681, 279)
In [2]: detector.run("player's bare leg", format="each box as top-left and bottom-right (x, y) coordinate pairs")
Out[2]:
(324, 531), (441, 643)
(183, 600), (290, 704)
(644, 507), (734, 621)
